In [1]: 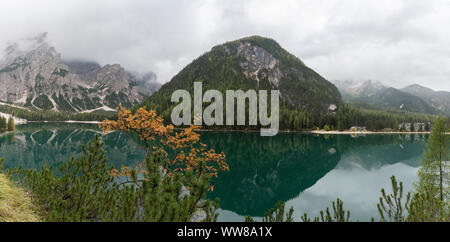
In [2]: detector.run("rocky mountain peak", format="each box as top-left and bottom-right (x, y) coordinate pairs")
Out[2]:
(333, 79), (440, 115)
(402, 84), (434, 94)
(237, 41), (282, 88)
(402, 84), (450, 116)
(352, 80), (386, 96)
(143, 35), (342, 120)
(2, 33), (53, 61)
(0, 33), (159, 112)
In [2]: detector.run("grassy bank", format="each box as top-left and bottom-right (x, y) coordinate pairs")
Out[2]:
(0, 173), (40, 222)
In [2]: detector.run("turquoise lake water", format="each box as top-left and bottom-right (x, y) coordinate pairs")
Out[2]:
(0, 123), (426, 221)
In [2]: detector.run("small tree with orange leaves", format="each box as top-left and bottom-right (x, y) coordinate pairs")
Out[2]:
(100, 105), (229, 221)
(100, 105), (228, 179)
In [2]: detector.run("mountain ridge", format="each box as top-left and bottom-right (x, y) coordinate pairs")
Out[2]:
(332, 80), (441, 115)
(401, 84), (450, 116)
(143, 35), (343, 122)
(0, 33), (160, 113)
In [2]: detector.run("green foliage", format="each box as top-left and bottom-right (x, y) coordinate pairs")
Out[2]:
(402, 84), (450, 116)
(375, 119), (450, 222)
(52, 93), (77, 112)
(246, 198), (349, 222)
(138, 35), (438, 132)
(32, 95), (54, 110)
(105, 155), (219, 222)
(105, 92), (134, 110)
(350, 105), (435, 131)
(344, 87), (439, 115)
(377, 176), (410, 222)
(249, 172), (447, 223)
(417, 116), (449, 201)
(301, 198), (350, 222)
(8, 135), (219, 222)
(0, 104), (117, 122)
(141, 36), (342, 127)
(0, 116), (6, 132)
(376, 176), (449, 222)
(407, 184), (449, 222)
(0, 116), (15, 133)
(9, 135), (117, 221)
(0, 63), (21, 73)
(245, 201), (294, 222)
(7, 117), (15, 131)
(253, 118), (450, 223)
(278, 103), (435, 131)
(51, 68), (68, 77)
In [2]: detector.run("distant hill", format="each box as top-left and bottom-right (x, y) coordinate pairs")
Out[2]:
(401, 84), (450, 116)
(333, 80), (440, 115)
(142, 36), (342, 121)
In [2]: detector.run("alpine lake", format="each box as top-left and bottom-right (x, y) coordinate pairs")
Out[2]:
(0, 123), (427, 221)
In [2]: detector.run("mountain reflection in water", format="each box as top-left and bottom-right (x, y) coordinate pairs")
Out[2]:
(0, 123), (426, 221)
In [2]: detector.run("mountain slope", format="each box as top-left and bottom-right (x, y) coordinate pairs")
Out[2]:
(143, 36), (342, 120)
(401, 84), (450, 116)
(333, 80), (439, 115)
(0, 33), (159, 113)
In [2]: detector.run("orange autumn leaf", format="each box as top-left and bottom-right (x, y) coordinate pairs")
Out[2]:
(100, 105), (229, 180)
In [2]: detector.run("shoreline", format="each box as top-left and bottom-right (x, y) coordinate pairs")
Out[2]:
(0, 112), (27, 125)
(190, 128), (438, 135)
(0, 131), (14, 137)
(13, 122), (449, 135)
(24, 120), (101, 125)
(309, 130), (434, 135)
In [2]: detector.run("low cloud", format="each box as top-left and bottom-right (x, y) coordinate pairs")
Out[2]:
(0, 0), (449, 91)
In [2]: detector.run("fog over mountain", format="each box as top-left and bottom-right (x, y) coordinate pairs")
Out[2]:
(0, 0), (449, 91)
(0, 33), (159, 112)
(332, 80), (448, 115)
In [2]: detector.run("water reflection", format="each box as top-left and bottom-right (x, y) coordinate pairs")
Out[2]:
(202, 132), (342, 216)
(201, 132), (425, 218)
(284, 162), (419, 222)
(0, 124), (427, 221)
(0, 123), (145, 172)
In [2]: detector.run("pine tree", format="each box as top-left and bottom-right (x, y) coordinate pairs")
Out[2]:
(9, 135), (119, 221)
(245, 201), (294, 222)
(417, 116), (449, 201)
(301, 198), (350, 222)
(377, 176), (410, 222)
(0, 116), (6, 132)
(7, 117), (15, 131)
(407, 184), (449, 222)
(419, 124), (424, 132)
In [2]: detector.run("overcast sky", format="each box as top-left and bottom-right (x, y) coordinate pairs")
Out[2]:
(0, 0), (449, 91)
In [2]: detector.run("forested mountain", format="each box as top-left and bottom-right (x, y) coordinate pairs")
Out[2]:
(0, 33), (159, 113)
(401, 84), (450, 116)
(142, 36), (343, 122)
(333, 80), (439, 115)
(1, 33), (442, 128)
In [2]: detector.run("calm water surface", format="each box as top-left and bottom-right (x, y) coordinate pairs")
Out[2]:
(0, 123), (426, 221)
